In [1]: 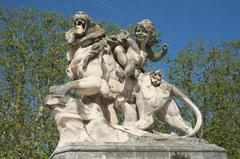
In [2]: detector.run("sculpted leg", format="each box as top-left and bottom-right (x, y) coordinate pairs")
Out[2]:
(108, 103), (119, 125)
(158, 100), (193, 135)
(115, 97), (138, 127)
(135, 98), (155, 130)
(100, 98), (119, 125)
(115, 59), (138, 82)
(122, 103), (138, 127)
(135, 115), (154, 130)
(124, 61), (137, 77)
(49, 76), (110, 97)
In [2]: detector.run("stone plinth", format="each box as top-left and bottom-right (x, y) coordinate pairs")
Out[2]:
(50, 140), (227, 159)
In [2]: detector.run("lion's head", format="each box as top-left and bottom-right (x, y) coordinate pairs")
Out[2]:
(149, 70), (163, 87)
(71, 12), (92, 39)
(65, 11), (104, 46)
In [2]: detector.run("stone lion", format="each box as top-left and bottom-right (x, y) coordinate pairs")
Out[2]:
(117, 70), (202, 137)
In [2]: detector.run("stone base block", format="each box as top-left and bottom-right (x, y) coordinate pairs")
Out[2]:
(50, 141), (227, 159)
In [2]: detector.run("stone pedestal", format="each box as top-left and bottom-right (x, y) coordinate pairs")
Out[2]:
(50, 140), (227, 159)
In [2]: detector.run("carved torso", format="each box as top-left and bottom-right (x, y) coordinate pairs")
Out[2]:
(67, 45), (104, 80)
(135, 74), (172, 116)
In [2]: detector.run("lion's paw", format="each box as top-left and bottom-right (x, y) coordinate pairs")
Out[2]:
(135, 119), (152, 130)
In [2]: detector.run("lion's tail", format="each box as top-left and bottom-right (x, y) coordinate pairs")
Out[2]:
(171, 85), (202, 137)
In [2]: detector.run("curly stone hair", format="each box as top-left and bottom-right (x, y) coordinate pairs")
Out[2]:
(135, 19), (158, 48)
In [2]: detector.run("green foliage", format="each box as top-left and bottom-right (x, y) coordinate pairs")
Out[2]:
(151, 118), (172, 134)
(168, 40), (240, 159)
(99, 21), (135, 37)
(0, 5), (239, 159)
(99, 21), (121, 35)
(0, 6), (69, 158)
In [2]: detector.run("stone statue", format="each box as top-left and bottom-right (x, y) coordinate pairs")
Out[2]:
(46, 11), (202, 147)
(45, 12), (229, 159)
(133, 70), (202, 137)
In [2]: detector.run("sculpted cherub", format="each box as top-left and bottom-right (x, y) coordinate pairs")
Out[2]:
(135, 19), (168, 63)
(113, 19), (168, 82)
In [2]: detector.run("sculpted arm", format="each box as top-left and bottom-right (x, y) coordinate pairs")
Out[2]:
(127, 38), (140, 54)
(113, 35), (139, 68)
(147, 44), (168, 62)
(114, 46), (128, 67)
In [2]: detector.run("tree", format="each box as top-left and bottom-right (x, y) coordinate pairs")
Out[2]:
(0, 6), (69, 158)
(1, 5), (239, 159)
(168, 40), (240, 159)
(0, 6), (133, 158)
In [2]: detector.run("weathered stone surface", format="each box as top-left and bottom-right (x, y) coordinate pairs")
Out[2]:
(46, 11), (227, 159)
(50, 141), (227, 159)
(47, 12), (203, 146)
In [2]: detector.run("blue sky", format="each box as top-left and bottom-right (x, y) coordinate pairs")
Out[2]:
(1, 0), (240, 70)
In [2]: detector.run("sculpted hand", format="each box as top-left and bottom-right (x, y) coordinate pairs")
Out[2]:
(162, 43), (168, 54)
